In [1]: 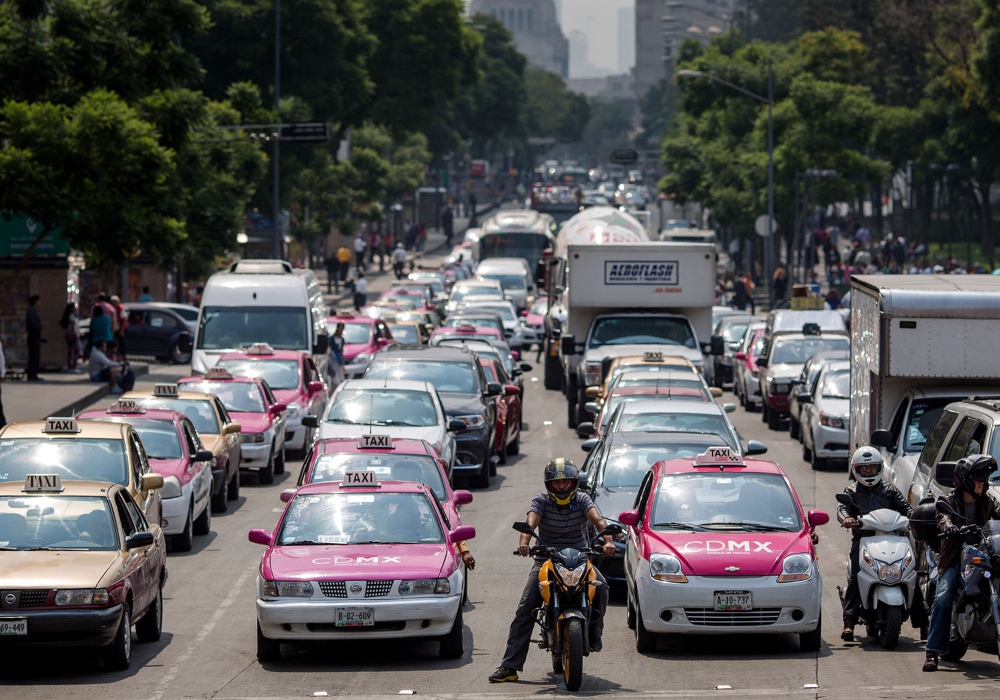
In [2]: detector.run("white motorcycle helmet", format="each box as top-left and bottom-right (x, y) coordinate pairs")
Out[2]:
(851, 446), (884, 487)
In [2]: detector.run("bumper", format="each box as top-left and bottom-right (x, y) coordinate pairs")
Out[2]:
(284, 416), (313, 451)
(745, 376), (762, 406)
(451, 429), (491, 473)
(240, 441), (274, 471)
(766, 393), (789, 413)
(0, 605), (123, 647)
(161, 489), (193, 535)
(812, 424), (849, 459)
(256, 595), (461, 641)
(636, 574), (822, 635)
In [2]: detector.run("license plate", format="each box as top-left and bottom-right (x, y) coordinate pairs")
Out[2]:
(714, 591), (752, 611)
(335, 607), (374, 627)
(0, 619), (27, 635)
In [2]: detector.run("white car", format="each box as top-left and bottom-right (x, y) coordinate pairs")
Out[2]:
(444, 279), (505, 316)
(317, 379), (457, 468)
(799, 362), (851, 469)
(605, 399), (740, 451)
(733, 327), (766, 412)
(458, 299), (525, 349)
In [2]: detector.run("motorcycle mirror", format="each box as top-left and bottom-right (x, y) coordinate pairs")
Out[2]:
(512, 521), (537, 538)
(601, 523), (623, 537)
(918, 495), (935, 506)
(936, 499), (960, 517)
(834, 493), (855, 508)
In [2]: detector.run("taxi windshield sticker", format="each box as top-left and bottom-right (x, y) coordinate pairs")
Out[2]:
(347, 494), (375, 504)
(318, 534), (350, 544)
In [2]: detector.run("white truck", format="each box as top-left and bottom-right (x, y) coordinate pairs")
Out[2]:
(554, 241), (719, 428)
(850, 274), (1000, 496)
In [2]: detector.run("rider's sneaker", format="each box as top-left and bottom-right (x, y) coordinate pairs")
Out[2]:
(489, 667), (519, 683)
(922, 651), (938, 672)
(589, 640), (603, 652)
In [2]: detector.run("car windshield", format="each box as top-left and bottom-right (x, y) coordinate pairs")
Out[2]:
(0, 439), (128, 485)
(770, 337), (849, 364)
(197, 306), (308, 350)
(133, 398), (220, 434)
(906, 398), (959, 453)
(651, 473), (801, 531)
(126, 419), (183, 460)
(480, 273), (525, 290)
(589, 317), (696, 349)
(326, 322), (373, 344)
(0, 496), (119, 551)
(326, 389), (438, 427)
(216, 359), (300, 390)
(610, 363), (692, 387)
(170, 307), (199, 322)
(598, 443), (721, 488)
(615, 376), (707, 392)
(388, 325), (419, 345)
(182, 382), (266, 413)
(308, 453), (446, 500)
(720, 321), (751, 343)
(278, 492), (444, 545)
(444, 317), (502, 333)
(530, 298), (549, 315)
(479, 233), (551, 271)
(820, 371), (850, 399)
(451, 286), (503, 302)
(367, 359), (479, 394)
(616, 412), (735, 447)
(469, 304), (516, 322)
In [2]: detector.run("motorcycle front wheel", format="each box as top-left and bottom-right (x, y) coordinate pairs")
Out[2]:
(563, 618), (584, 692)
(942, 638), (968, 661)
(879, 606), (902, 650)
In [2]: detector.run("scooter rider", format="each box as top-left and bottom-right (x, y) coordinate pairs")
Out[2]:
(923, 454), (1000, 672)
(489, 458), (615, 683)
(838, 446), (911, 642)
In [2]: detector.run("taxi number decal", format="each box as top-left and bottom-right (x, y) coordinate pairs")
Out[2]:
(681, 540), (772, 554)
(318, 535), (350, 544)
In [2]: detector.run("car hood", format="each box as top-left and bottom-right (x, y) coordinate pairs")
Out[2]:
(262, 543), (450, 580)
(343, 344), (372, 361)
(582, 344), (703, 367)
(201, 433), (226, 453)
(230, 412), (272, 434)
(439, 393), (485, 417)
(593, 488), (641, 523)
(525, 313), (544, 326)
(0, 550), (122, 589)
(645, 529), (809, 576)
(765, 365), (802, 380)
(149, 457), (190, 482)
(318, 423), (445, 445)
(273, 388), (306, 405)
(815, 396), (849, 418)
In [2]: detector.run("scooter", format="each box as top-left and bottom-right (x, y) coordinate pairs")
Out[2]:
(511, 520), (620, 692)
(835, 493), (917, 649)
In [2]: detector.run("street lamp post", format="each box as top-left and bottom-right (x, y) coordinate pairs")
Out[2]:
(272, 0), (282, 260)
(678, 58), (775, 309)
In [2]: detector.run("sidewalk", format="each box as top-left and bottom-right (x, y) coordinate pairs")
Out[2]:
(4, 362), (152, 424)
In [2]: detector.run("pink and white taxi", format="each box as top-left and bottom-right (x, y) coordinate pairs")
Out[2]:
(215, 342), (327, 454)
(326, 312), (395, 379)
(249, 475), (475, 661)
(78, 400), (214, 552)
(619, 447), (829, 652)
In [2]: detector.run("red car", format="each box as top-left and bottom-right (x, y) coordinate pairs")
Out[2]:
(326, 312), (395, 379)
(477, 356), (522, 464)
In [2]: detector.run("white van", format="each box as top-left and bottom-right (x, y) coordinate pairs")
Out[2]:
(192, 260), (329, 374)
(474, 257), (536, 311)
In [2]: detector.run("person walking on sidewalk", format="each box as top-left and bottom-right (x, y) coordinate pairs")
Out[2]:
(326, 323), (346, 389)
(353, 272), (368, 312)
(336, 244), (352, 292)
(391, 242), (408, 280)
(110, 295), (128, 360)
(324, 254), (338, 294)
(59, 302), (83, 373)
(26, 294), (44, 381)
(441, 205), (454, 247)
(353, 232), (367, 272)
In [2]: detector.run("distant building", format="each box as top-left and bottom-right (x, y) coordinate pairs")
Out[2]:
(634, 0), (665, 99)
(567, 72), (635, 102)
(663, 0), (734, 74)
(470, 0), (569, 79)
(618, 6), (635, 74)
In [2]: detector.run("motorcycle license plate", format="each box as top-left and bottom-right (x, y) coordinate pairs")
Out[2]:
(335, 607), (374, 627)
(714, 591), (752, 611)
(0, 618), (27, 635)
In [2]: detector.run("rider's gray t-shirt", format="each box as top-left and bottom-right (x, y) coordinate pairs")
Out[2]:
(529, 491), (596, 550)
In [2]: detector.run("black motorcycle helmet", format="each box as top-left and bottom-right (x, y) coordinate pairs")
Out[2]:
(543, 458), (579, 506)
(954, 454), (997, 495)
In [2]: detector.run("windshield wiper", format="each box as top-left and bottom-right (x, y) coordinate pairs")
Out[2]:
(326, 418), (357, 424)
(697, 522), (791, 532)
(652, 521), (707, 531)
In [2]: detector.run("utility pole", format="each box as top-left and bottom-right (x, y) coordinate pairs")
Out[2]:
(272, 0), (282, 260)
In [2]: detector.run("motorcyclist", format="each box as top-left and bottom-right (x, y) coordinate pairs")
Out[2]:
(923, 454), (1000, 671)
(838, 446), (911, 642)
(489, 458), (615, 683)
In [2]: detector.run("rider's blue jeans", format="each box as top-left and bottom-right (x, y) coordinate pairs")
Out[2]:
(926, 564), (960, 654)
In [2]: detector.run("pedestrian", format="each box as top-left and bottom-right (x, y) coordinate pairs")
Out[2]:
(353, 271), (368, 312)
(59, 302), (83, 373)
(391, 242), (408, 280)
(110, 295), (128, 360)
(772, 266), (788, 305)
(138, 286), (153, 303)
(376, 232), (387, 273)
(26, 294), (44, 381)
(324, 254), (338, 294)
(417, 223), (427, 252)
(743, 273), (756, 315)
(88, 340), (135, 394)
(353, 232), (367, 272)
(469, 192), (478, 227)
(732, 273), (749, 311)
(326, 322), (346, 388)
(190, 286), (203, 307)
(442, 205), (454, 246)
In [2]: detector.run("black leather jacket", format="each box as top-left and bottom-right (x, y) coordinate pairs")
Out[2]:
(837, 481), (910, 541)
(937, 490), (1000, 570)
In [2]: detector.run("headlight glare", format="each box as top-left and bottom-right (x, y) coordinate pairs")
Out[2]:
(555, 563), (587, 587)
(650, 553), (687, 583)
(777, 553), (813, 582)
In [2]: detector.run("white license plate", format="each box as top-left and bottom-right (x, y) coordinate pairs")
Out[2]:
(0, 619), (27, 636)
(335, 607), (374, 628)
(714, 590), (752, 611)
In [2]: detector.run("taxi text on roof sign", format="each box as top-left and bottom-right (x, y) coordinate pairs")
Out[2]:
(247, 342), (276, 355)
(43, 417), (80, 434)
(154, 383), (179, 397)
(108, 399), (146, 414)
(204, 367), (234, 380)
(358, 435), (394, 450)
(693, 446), (745, 468)
(643, 351), (663, 362)
(342, 470), (380, 487)
(23, 474), (64, 492)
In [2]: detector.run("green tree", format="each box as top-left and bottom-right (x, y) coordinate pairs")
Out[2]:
(524, 67), (590, 143)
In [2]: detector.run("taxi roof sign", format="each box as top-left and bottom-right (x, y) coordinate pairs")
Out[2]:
(204, 367), (234, 380)
(693, 446), (745, 468)
(643, 351), (664, 362)
(153, 383), (179, 397)
(342, 470), (380, 487)
(358, 435), (394, 450)
(43, 417), (81, 434)
(108, 399), (146, 415)
(246, 342), (276, 356)
(23, 474), (64, 492)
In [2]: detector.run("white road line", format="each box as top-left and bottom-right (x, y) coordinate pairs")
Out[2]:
(149, 567), (255, 700)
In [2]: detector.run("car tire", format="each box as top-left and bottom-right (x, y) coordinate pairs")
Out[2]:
(507, 428), (520, 456)
(810, 437), (825, 470)
(576, 387), (589, 427)
(259, 451), (275, 485)
(634, 599), (657, 653)
(802, 443), (813, 463)
(438, 607), (464, 659)
(544, 343), (561, 390)
(567, 395), (579, 429)
(767, 408), (781, 431)
(169, 341), (192, 365)
(626, 592), (637, 630)
(789, 417), (800, 441)
(799, 614), (822, 652)
(193, 498), (211, 536)
(172, 504), (194, 552)
(104, 606), (132, 671)
(211, 478), (228, 513)
(274, 445), (285, 475)
(256, 621), (281, 663)
(227, 468), (240, 500)
(471, 456), (490, 489)
(135, 583), (163, 643)
(497, 427), (508, 465)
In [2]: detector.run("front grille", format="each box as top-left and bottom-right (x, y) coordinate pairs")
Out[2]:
(684, 608), (782, 626)
(822, 442), (849, 451)
(365, 580), (394, 598)
(18, 590), (49, 607)
(319, 581), (347, 598)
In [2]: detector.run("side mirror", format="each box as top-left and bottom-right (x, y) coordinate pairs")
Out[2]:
(125, 532), (155, 549)
(756, 357), (769, 368)
(585, 386), (602, 399)
(504, 385), (522, 396)
(301, 415), (319, 428)
(584, 401), (600, 415)
(376, 337), (389, 348)
(807, 510), (830, 527)
(453, 490), (473, 506)
(248, 528), (273, 546)
(512, 521), (536, 537)
(307, 380), (326, 394)
(601, 522), (623, 536)
(448, 418), (465, 431)
(934, 461), (957, 489)
(710, 387), (723, 398)
(225, 422), (242, 434)
(870, 429), (892, 449)
(919, 495), (935, 505)
(723, 403), (736, 413)
(140, 473), (164, 491)
(179, 333), (193, 353)
(561, 334), (577, 356)
(279, 489), (296, 503)
(734, 351), (747, 361)
(313, 335), (330, 354)
(618, 510), (639, 527)
(796, 391), (813, 403)
(511, 350), (521, 360)
(520, 362), (533, 372)
(581, 438), (599, 453)
(936, 498), (960, 517)
(835, 492), (858, 512)
(194, 449), (213, 462)
(710, 335), (725, 356)
(576, 421), (595, 436)
(449, 525), (477, 543)
(578, 472), (589, 488)
(270, 403), (288, 416)
(486, 382), (503, 397)
(745, 440), (768, 456)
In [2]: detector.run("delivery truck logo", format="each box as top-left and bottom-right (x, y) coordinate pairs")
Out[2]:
(604, 261), (679, 286)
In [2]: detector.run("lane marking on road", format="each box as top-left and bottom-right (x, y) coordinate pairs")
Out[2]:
(149, 566), (255, 700)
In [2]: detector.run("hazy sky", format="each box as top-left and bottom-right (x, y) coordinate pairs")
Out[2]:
(559, 0), (634, 76)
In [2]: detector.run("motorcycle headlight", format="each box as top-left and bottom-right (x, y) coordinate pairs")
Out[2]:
(453, 414), (486, 430)
(584, 362), (603, 386)
(555, 563), (588, 587)
(777, 553), (813, 582)
(649, 553), (687, 583)
(399, 578), (450, 595)
(159, 475), (182, 499)
(819, 412), (845, 429)
(260, 580), (314, 598)
(285, 402), (303, 420)
(242, 433), (265, 444)
(55, 588), (109, 606)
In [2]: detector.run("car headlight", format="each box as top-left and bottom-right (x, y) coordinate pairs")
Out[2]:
(555, 563), (587, 587)
(584, 361), (603, 386)
(819, 412), (845, 429)
(55, 588), (109, 606)
(160, 475), (182, 499)
(352, 352), (372, 368)
(777, 553), (813, 582)
(453, 414), (486, 430)
(649, 553), (687, 583)
(260, 580), (314, 598)
(242, 433), (265, 444)
(399, 578), (450, 595)
(285, 402), (303, 420)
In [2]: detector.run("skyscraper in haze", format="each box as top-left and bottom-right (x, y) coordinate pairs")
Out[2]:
(617, 6), (635, 74)
(634, 0), (665, 98)
(469, 0), (569, 78)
